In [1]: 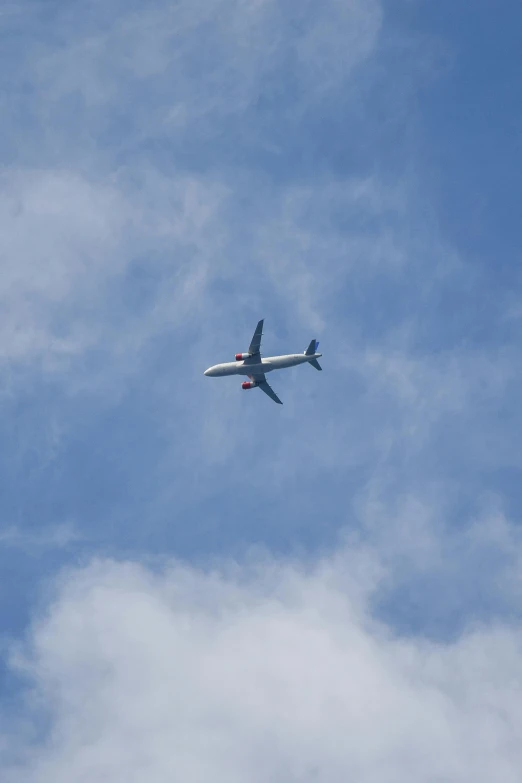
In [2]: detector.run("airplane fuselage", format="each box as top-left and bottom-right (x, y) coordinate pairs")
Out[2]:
(204, 353), (321, 377)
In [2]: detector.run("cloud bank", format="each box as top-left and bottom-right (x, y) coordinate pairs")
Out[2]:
(3, 549), (522, 783)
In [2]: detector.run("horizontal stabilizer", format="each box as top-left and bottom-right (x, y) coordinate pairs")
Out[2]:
(308, 358), (322, 371)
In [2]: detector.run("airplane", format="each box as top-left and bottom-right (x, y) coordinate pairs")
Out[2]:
(204, 319), (322, 404)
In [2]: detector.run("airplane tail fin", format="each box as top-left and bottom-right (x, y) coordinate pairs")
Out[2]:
(305, 339), (321, 369)
(305, 339), (319, 356)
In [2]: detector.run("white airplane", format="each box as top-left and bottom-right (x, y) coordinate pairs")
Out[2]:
(204, 319), (322, 404)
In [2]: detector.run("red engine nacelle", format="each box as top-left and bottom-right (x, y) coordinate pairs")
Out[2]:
(242, 381), (258, 390)
(235, 353), (249, 361)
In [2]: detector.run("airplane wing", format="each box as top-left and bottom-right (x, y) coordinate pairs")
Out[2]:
(249, 372), (283, 405)
(259, 380), (283, 404)
(248, 319), (264, 356)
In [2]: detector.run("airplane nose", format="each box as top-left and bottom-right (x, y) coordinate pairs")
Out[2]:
(204, 368), (210, 376)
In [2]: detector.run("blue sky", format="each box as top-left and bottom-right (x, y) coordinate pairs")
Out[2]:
(1, 1), (522, 780)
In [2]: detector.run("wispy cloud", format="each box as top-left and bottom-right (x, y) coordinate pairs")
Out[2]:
(0, 523), (80, 552)
(1, 0), (386, 384)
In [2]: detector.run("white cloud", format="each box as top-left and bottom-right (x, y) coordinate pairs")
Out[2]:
(3, 551), (522, 782)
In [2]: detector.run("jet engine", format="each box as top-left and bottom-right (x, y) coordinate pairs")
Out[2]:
(235, 353), (250, 361)
(241, 381), (259, 390)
